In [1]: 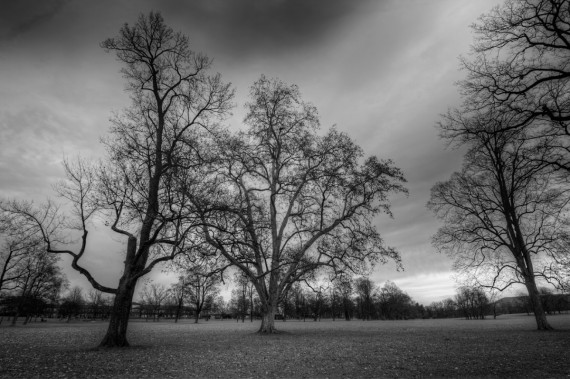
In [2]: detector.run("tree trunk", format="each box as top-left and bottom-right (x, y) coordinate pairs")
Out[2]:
(174, 298), (183, 323)
(525, 278), (552, 330)
(249, 292), (253, 322)
(11, 312), (19, 326)
(99, 279), (136, 347)
(258, 304), (277, 333)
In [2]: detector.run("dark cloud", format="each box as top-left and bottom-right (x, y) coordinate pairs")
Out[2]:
(0, 0), (69, 42)
(157, 0), (381, 56)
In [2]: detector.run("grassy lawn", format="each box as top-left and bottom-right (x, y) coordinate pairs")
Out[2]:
(1, 313), (569, 378)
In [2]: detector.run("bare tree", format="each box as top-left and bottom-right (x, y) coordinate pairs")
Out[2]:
(464, 0), (570, 121)
(233, 271), (251, 323)
(141, 283), (169, 321)
(429, 109), (570, 330)
(168, 278), (188, 323)
(198, 76), (406, 333)
(87, 289), (109, 320)
(460, 0), (570, 177)
(0, 13), (233, 347)
(378, 281), (413, 320)
(60, 286), (85, 322)
(0, 210), (45, 296)
(333, 274), (354, 321)
(455, 287), (489, 320)
(179, 264), (221, 323)
(7, 249), (66, 325)
(354, 277), (377, 320)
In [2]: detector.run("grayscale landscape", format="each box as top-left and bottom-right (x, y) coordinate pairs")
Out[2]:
(1, 0), (570, 378)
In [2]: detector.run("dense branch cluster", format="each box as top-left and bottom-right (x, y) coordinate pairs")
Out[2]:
(196, 76), (406, 332)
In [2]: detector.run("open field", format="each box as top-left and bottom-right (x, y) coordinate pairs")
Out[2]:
(1, 314), (569, 378)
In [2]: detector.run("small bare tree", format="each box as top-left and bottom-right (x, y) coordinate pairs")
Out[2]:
(0, 210), (45, 296)
(141, 283), (169, 321)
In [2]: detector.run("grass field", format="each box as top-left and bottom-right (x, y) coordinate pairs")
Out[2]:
(1, 313), (569, 378)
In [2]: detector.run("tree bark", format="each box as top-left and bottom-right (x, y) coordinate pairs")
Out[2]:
(525, 277), (552, 330)
(99, 278), (136, 347)
(258, 303), (277, 333)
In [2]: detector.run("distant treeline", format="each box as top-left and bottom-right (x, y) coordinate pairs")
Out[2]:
(2, 280), (569, 325)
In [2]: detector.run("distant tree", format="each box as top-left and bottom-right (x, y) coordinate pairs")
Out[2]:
(141, 283), (169, 321)
(328, 282), (343, 321)
(455, 287), (490, 320)
(8, 250), (66, 325)
(59, 286), (85, 322)
(306, 283), (328, 321)
(87, 289), (110, 320)
(378, 281), (414, 320)
(538, 287), (556, 315)
(210, 295), (228, 319)
(230, 286), (248, 322)
(333, 275), (354, 321)
(354, 277), (377, 320)
(182, 266), (221, 323)
(488, 289), (501, 319)
(287, 283), (307, 320)
(0, 211), (45, 296)
(168, 278), (189, 323)
(199, 76), (405, 333)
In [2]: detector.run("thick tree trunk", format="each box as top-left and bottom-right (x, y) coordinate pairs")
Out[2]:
(258, 304), (277, 333)
(525, 278), (552, 330)
(99, 279), (136, 347)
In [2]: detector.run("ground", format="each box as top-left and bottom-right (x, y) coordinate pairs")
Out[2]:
(1, 314), (569, 378)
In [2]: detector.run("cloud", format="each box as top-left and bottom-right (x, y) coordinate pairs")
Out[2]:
(0, 0), (69, 42)
(0, 100), (105, 200)
(388, 271), (458, 305)
(155, 0), (382, 60)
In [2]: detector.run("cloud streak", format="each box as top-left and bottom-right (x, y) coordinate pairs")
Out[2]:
(1, 0), (69, 42)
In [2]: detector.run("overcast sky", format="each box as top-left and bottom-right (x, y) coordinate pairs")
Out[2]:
(0, 0), (503, 304)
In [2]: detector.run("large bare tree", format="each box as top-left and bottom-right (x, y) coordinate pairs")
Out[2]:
(0, 12), (233, 347)
(198, 76), (406, 333)
(429, 109), (570, 330)
(462, 0), (570, 171)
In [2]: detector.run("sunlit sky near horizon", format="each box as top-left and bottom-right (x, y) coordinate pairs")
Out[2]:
(0, 0), (509, 305)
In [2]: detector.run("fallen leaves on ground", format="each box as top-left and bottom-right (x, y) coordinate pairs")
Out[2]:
(1, 314), (569, 378)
